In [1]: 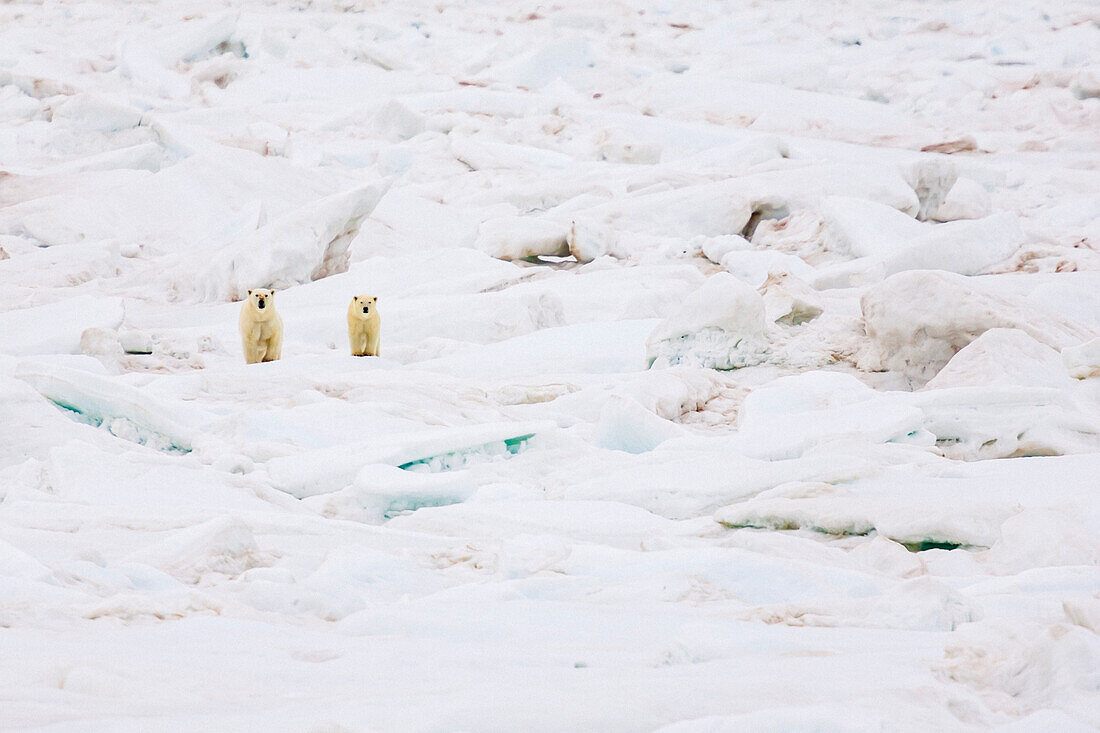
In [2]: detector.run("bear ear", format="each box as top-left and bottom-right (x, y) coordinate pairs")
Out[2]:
(247, 289), (253, 296)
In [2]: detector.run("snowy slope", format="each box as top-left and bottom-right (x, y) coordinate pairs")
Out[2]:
(1, 0), (1099, 730)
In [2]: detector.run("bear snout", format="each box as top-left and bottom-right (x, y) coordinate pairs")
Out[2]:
(362, 307), (369, 314)
(258, 299), (266, 309)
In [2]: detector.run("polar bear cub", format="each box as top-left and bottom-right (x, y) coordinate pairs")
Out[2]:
(239, 288), (284, 364)
(347, 295), (380, 356)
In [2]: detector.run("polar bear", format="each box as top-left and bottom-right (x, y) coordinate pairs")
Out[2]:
(347, 295), (380, 357)
(239, 288), (284, 364)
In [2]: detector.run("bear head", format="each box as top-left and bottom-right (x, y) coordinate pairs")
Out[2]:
(247, 288), (276, 312)
(351, 295), (378, 317)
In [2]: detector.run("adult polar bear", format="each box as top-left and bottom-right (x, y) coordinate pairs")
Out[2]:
(239, 288), (284, 364)
(347, 295), (380, 357)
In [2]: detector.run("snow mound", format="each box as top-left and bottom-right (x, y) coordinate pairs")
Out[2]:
(986, 509), (1099, 573)
(127, 516), (268, 584)
(0, 538), (52, 580)
(714, 477), (998, 549)
(718, 249), (816, 288)
(884, 213), (1025, 276)
(79, 327), (123, 362)
(861, 270), (1096, 381)
(723, 454), (1097, 553)
(673, 135), (789, 172)
(1, 148), (342, 253)
(1029, 280), (1100, 328)
(934, 177), (992, 222)
(747, 162), (919, 216)
(760, 272), (824, 325)
(266, 421), (552, 498)
(1063, 338), (1100, 379)
(489, 37), (594, 89)
(864, 577), (978, 631)
(119, 329), (155, 355)
(654, 707), (908, 733)
(940, 623), (1100, 726)
(647, 273), (769, 370)
(820, 199), (1020, 277)
(0, 297), (124, 356)
(49, 94), (143, 133)
(202, 179), (391, 301)
(822, 195), (925, 259)
(299, 546), (439, 619)
(1071, 67), (1100, 99)
(1064, 598), (1100, 635)
(450, 135), (575, 172)
(386, 498), (674, 547)
(569, 182), (754, 242)
(16, 364), (206, 452)
(119, 12), (240, 98)
(912, 386), (1100, 460)
(715, 486), (878, 540)
(731, 372), (922, 460)
(901, 158), (957, 221)
(415, 320), (656, 379)
(371, 99), (427, 142)
(83, 590), (223, 623)
(593, 395), (685, 454)
(925, 329), (1073, 390)
(303, 464), (478, 523)
(475, 216), (570, 261)
(700, 234), (751, 265)
(566, 219), (616, 263)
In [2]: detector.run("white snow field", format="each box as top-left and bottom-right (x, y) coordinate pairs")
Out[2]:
(2, 0), (1099, 729)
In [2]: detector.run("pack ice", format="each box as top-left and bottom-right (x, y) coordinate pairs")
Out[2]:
(1, 0), (1098, 730)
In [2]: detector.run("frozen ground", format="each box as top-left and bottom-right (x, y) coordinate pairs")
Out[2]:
(1, 0), (1099, 729)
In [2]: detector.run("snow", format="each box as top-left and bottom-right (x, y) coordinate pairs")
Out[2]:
(924, 328), (1074, 390)
(15, 363), (208, 452)
(935, 177), (994, 222)
(1063, 337), (1100, 380)
(760, 273), (824, 326)
(265, 420), (552, 498)
(593, 394), (685, 454)
(883, 212), (1027, 276)
(716, 454), (1100, 551)
(646, 272), (770, 370)
(474, 215), (570, 261)
(200, 179), (391, 301)
(0, 297), (124, 356)
(860, 270), (1097, 382)
(822, 194), (926, 260)
(902, 157), (959, 222)
(729, 372), (923, 460)
(1, 0), (1099, 729)
(820, 200), (1025, 277)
